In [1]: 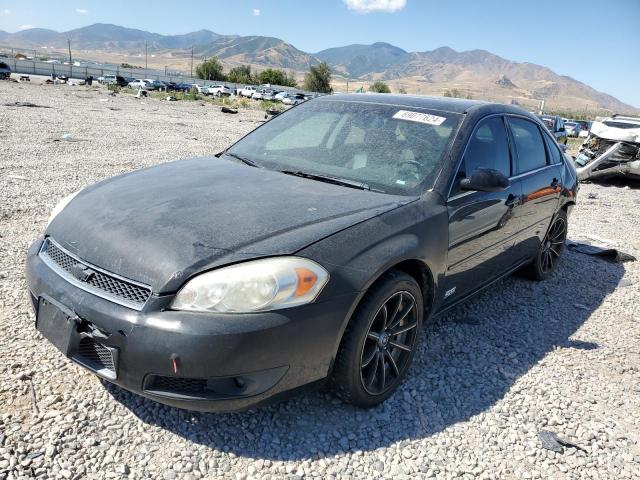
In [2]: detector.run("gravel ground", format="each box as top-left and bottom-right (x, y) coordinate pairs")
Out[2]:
(1, 81), (639, 480)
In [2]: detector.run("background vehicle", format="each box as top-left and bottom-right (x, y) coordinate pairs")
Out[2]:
(575, 114), (640, 180)
(172, 82), (194, 92)
(282, 92), (307, 105)
(537, 115), (568, 145)
(0, 61), (12, 79)
(261, 89), (279, 101)
(144, 80), (168, 91)
(564, 121), (581, 137)
(190, 84), (206, 94)
(274, 91), (289, 102)
(103, 75), (128, 87)
(207, 85), (232, 96)
(240, 85), (257, 97)
(577, 120), (592, 138)
(128, 79), (151, 89)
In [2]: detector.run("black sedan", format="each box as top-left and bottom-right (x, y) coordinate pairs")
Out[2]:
(26, 95), (578, 412)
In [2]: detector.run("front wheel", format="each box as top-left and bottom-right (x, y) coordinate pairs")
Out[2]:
(331, 271), (423, 408)
(523, 209), (568, 281)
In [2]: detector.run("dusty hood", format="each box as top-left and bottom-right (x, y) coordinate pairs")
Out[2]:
(47, 157), (414, 292)
(590, 121), (640, 143)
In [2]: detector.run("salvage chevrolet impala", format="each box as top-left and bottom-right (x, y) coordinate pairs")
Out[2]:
(26, 95), (578, 411)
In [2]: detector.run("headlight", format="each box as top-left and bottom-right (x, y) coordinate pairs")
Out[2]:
(171, 257), (329, 313)
(47, 190), (81, 227)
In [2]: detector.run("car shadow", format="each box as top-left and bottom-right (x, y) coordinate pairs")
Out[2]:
(590, 177), (640, 190)
(104, 247), (624, 461)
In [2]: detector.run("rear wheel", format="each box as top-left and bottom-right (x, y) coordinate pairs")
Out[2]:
(523, 209), (568, 280)
(331, 271), (423, 408)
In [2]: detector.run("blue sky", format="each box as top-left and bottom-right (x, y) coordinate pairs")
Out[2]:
(1, 0), (639, 107)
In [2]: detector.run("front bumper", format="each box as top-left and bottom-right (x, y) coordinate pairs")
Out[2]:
(26, 238), (356, 412)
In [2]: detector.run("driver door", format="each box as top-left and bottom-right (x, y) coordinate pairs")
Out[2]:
(442, 115), (524, 305)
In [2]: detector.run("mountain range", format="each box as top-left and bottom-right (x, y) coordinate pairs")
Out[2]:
(0, 23), (636, 114)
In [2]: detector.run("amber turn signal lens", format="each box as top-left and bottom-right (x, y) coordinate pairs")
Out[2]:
(294, 267), (318, 297)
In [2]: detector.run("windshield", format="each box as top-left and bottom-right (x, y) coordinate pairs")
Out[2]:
(226, 99), (462, 195)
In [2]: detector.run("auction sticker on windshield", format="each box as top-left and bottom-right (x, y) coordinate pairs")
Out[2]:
(393, 110), (446, 126)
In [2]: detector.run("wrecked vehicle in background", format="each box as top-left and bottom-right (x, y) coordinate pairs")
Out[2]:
(575, 114), (640, 181)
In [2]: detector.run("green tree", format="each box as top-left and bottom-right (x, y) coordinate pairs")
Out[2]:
(369, 81), (391, 93)
(196, 57), (226, 81)
(227, 65), (254, 84)
(257, 68), (297, 87)
(443, 88), (463, 98)
(303, 62), (332, 93)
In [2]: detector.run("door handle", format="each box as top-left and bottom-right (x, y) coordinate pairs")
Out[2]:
(505, 194), (520, 207)
(551, 178), (560, 188)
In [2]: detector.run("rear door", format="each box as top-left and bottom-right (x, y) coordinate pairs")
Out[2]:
(443, 115), (523, 304)
(506, 116), (563, 259)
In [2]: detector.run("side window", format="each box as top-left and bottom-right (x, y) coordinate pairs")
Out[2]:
(451, 116), (511, 195)
(543, 134), (562, 164)
(508, 118), (548, 174)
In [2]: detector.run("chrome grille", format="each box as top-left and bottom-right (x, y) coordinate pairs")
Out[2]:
(40, 238), (152, 310)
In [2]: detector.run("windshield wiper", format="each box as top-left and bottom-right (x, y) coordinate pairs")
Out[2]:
(222, 152), (261, 168)
(280, 170), (375, 191)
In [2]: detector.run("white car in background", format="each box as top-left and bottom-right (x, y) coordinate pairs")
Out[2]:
(239, 86), (257, 97)
(128, 79), (151, 89)
(274, 91), (288, 102)
(190, 84), (207, 94)
(207, 85), (232, 96)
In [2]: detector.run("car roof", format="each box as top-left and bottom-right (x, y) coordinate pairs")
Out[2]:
(320, 93), (531, 117)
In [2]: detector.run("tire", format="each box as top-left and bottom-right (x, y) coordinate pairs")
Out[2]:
(331, 271), (424, 408)
(522, 209), (568, 281)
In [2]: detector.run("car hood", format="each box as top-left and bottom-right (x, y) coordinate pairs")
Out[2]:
(48, 157), (415, 293)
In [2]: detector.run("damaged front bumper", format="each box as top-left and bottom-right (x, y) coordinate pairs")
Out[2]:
(574, 120), (640, 181)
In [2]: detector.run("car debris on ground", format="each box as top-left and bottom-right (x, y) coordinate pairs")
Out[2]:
(538, 431), (587, 454)
(575, 114), (640, 181)
(566, 240), (637, 263)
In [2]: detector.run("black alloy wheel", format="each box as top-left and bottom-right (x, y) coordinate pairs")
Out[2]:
(524, 209), (568, 281)
(331, 271), (424, 408)
(540, 216), (567, 274)
(360, 291), (419, 395)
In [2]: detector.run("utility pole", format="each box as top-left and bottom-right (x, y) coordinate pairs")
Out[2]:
(190, 46), (194, 78)
(68, 39), (72, 77)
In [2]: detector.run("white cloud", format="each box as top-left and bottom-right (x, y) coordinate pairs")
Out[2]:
(1, 8), (11, 16)
(343, 0), (406, 13)
(75, 8), (88, 14)
(252, 8), (261, 16)
(18, 24), (34, 30)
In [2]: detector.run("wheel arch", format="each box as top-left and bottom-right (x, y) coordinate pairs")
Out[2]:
(326, 257), (436, 381)
(327, 257), (436, 373)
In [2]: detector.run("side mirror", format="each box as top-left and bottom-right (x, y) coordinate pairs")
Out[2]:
(460, 168), (510, 192)
(558, 144), (567, 153)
